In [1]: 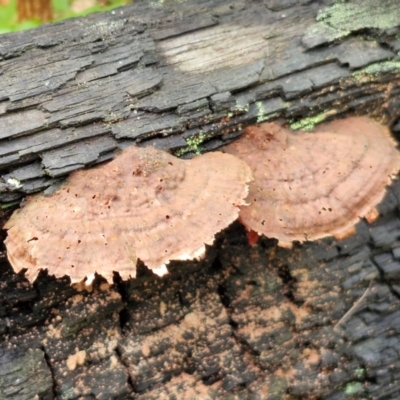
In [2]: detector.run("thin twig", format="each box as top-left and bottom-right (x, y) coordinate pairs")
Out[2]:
(334, 281), (373, 332)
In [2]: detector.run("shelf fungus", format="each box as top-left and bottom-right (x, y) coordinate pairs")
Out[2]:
(4, 146), (252, 283)
(222, 116), (400, 247)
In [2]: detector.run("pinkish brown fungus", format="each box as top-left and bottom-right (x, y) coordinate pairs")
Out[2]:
(222, 116), (400, 247)
(4, 146), (252, 283)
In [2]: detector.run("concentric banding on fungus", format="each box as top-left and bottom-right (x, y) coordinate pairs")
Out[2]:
(222, 116), (400, 246)
(4, 146), (253, 283)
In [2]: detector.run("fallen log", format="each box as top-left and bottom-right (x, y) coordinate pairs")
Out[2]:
(1, 0), (400, 398)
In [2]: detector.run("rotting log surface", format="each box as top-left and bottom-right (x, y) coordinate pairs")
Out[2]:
(1, 0), (400, 399)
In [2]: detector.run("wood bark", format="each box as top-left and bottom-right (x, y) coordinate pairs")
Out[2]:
(1, 0), (400, 398)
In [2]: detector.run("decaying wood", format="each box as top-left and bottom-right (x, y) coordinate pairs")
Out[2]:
(1, 0), (400, 399)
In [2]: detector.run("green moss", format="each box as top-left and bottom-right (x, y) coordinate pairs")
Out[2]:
(305, 23), (349, 45)
(256, 101), (268, 123)
(318, 1), (400, 31)
(354, 367), (366, 379)
(174, 132), (208, 157)
(256, 103), (280, 123)
(233, 104), (250, 114)
(352, 61), (400, 81)
(305, 0), (400, 45)
(289, 111), (330, 131)
(344, 381), (364, 396)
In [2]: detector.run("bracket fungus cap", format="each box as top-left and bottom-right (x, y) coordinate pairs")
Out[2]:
(4, 146), (252, 283)
(222, 116), (400, 246)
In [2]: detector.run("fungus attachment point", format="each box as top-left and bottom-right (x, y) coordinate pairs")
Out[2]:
(4, 147), (252, 283)
(222, 117), (400, 245)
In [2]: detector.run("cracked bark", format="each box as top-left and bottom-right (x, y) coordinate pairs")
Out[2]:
(1, 0), (400, 399)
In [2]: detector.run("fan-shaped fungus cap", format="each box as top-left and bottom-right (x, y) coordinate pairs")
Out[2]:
(4, 146), (252, 283)
(222, 117), (400, 246)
